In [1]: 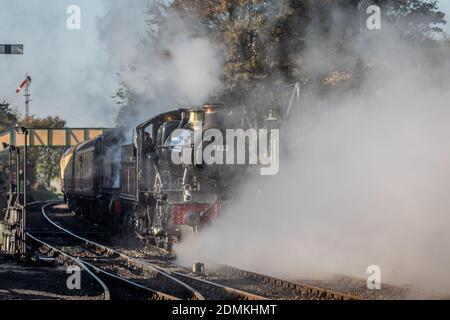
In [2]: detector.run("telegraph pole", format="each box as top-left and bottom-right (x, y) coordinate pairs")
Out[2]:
(15, 126), (29, 257)
(0, 44), (29, 121)
(23, 77), (31, 124)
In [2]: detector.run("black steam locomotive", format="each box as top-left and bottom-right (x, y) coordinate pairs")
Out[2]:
(61, 104), (279, 249)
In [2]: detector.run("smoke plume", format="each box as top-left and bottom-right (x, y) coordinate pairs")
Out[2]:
(175, 6), (450, 295)
(98, 0), (224, 131)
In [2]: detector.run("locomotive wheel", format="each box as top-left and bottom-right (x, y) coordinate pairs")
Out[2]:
(155, 236), (164, 249)
(135, 207), (154, 242)
(155, 235), (173, 251)
(152, 200), (174, 251)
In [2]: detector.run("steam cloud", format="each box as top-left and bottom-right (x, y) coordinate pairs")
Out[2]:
(98, 0), (224, 131)
(175, 11), (450, 294)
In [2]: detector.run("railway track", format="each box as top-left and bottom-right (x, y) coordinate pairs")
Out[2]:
(33, 201), (417, 300)
(27, 233), (111, 300)
(126, 239), (364, 300)
(30, 201), (267, 300)
(28, 232), (181, 300)
(130, 247), (360, 300)
(28, 202), (198, 300)
(217, 266), (360, 300)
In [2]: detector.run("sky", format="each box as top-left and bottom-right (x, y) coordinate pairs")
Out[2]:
(0, 0), (140, 127)
(0, 0), (449, 127)
(442, 1), (450, 32)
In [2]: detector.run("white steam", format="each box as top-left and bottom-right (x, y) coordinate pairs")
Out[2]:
(98, 1), (224, 129)
(175, 24), (450, 294)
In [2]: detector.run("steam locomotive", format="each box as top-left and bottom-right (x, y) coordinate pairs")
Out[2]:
(61, 104), (279, 249)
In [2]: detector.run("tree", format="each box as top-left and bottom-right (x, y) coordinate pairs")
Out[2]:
(114, 0), (447, 121)
(170, 0), (300, 110)
(0, 100), (18, 131)
(0, 100), (18, 213)
(18, 116), (67, 189)
(373, 0), (447, 39)
(113, 80), (141, 128)
(170, 0), (446, 106)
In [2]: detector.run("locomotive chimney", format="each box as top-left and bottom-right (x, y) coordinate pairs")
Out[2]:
(203, 103), (226, 131)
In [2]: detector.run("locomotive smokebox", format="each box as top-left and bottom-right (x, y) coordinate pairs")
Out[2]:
(203, 103), (226, 131)
(184, 210), (201, 227)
